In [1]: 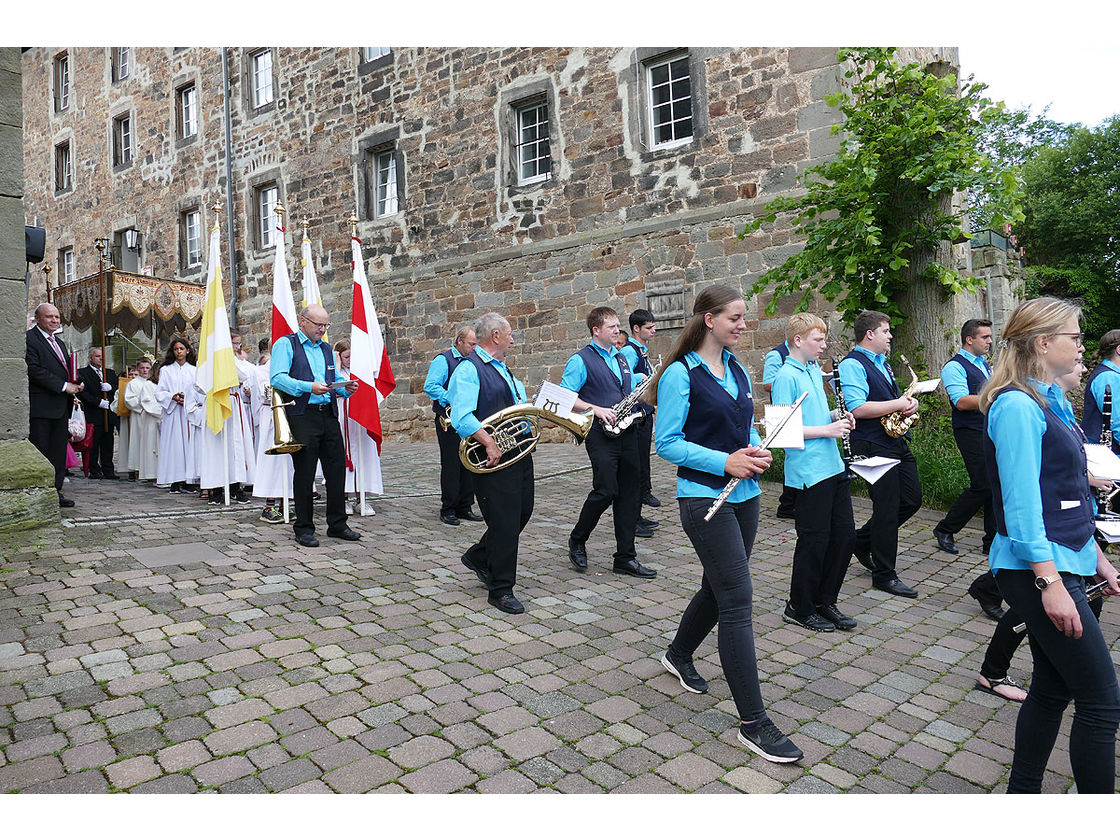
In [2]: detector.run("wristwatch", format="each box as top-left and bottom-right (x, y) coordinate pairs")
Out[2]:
(1034, 573), (1062, 591)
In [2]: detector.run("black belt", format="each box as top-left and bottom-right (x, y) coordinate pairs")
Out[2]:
(306, 403), (332, 412)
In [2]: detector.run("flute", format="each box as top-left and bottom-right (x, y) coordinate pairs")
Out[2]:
(1011, 578), (1111, 633)
(703, 391), (809, 522)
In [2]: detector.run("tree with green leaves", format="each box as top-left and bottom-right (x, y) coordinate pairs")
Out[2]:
(744, 47), (1024, 366)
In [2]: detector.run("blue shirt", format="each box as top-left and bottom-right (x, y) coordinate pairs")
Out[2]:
(423, 347), (466, 408)
(447, 348), (526, 439)
(655, 349), (763, 502)
(837, 345), (892, 411)
(269, 331), (350, 405)
(941, 348), (990, 407)
(988, 381), (1097, 576)
(560, 341), (643, 395)
(1088, 359), (1120, 439)
(772, 356), (844, 488)
(762, 343), (789, 386)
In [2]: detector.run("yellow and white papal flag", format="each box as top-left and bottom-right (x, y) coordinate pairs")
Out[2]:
(196, 222), (240, 435)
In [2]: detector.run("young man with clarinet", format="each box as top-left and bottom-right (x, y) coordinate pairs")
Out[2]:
(1083, 329), (1120, 516)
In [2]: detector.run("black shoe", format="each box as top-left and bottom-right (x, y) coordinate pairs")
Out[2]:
(817, 603), (857, 631)
(327, 527), (361, 541)
(643, 493), (662, 508)
(440, 512), (461, 526)
(875, 576), (918, 598)
(488, 593), (525, 614)
(853, 544), (873, 571)
(737, 718), (803, 763)
(568, 537), (588, 572)
(782, 602), (835, 632)
(613, 558), (656, 578)
(968, 580), (1006, 621)
(637, 516), (660, 530)
(661, 649), (708, 694)
(296, 533), (320, 548)
(635, 523), (656, 538)
(461, 552), (491, 588)
(168, 482), (184, 494)
(59, 496), (75, 508)
(457, 509), (485, 522)
(89, 471), (103, 480)
(933, 527), (959, 554)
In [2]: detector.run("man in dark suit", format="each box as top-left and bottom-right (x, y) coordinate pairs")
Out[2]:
(26, 302), (84, 507)
(77, 346), (119, 479)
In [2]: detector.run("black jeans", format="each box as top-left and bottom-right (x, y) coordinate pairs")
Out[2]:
(29, 415), (68, 495)
(938, 427), (995, 550)
(788, 474), (855, 617)
(463, 455), (534, 597)
(851, 438), (922, 583)
(89, 418), (116, 477)
(669, 495), (765, 722)
(288, 406), (348, 538)
(571, 425), (641, 563)
(435, 418), (474, 515)
(996, 570), (1120, 793)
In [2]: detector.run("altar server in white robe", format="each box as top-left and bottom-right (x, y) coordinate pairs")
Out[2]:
(114, 367), (133, 478)
(251, 350), (294, 523)
(155, 338), (200, 492)
(333, 339), (381, 516)
(124, 357), (160, 481)
(192, 333), (255, 502)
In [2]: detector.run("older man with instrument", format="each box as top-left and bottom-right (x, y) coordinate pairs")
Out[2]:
(447, 312), (533, 614)
(562, 306), (656, 579)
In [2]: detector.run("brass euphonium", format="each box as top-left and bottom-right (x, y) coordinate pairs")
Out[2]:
(882, 354), (921, 438)
(265, 386), (303, 454)
(459, 394), (595, 474)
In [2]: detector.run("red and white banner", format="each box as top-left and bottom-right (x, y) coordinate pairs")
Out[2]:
(270, 223), (298, 345)
(348, 237), (396, 453)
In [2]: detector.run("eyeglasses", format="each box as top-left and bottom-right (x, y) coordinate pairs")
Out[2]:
(303, 317), (330, 330)
(1053, 332), (1085, 343)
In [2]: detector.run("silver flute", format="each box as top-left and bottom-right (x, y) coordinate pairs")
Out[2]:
(1011, 578), (1111, 634)
(703, 391), (809, 522)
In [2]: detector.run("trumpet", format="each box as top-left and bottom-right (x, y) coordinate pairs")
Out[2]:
(459, 391), (594, 474)
(437, 405), (452, 432)
(265, 386), (303, 455)
(882, 354), (921, 438)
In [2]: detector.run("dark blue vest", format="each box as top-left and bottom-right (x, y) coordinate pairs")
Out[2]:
(431, 349), (463, 414)
(625, 338), (654, 415)
(278, 334), (338, 418)
(844, 349), (903, 446)
(1083, 362), (1119, 454)
(984, 387), (1096, 551)
(465, 352), (518, 424)
(576, 345), (631, 408)
(949, 353), (990, 432)
(677, 357), (755, 489)
(772, 342), (790, 362)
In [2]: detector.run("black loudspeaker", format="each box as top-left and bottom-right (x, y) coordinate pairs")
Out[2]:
(25, 226), (46, 263)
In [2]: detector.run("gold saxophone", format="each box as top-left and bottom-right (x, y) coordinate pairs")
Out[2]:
(881, 355), (920, 438)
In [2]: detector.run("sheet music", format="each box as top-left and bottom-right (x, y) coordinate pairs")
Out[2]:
(911, 378), (941, 395)
(534, 381), (578, 416)
(763, 404), (804, 450)
(1085, 443), (1120, 482)
(849, 455), (900, 485)
(1096, 519), (1120, 543)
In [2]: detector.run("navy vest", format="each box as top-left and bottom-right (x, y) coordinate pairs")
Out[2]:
(576, 345), (631, 408)
(984, 387), (1096, 551)
(949, 353), (990, 432)
(844, 349), (903, 446)
(625, 338), (654, 415)
(1083, 362), (1119, 454)
(277, 334), (338, 418)
(677, 357), (755, 489)
(772, 342), (790, 362)
(431, 349), (463, 414)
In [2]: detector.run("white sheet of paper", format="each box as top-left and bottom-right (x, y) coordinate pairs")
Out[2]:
(534, 381), (578, 416)
(849, 455), (900, 485)
(1096, 519), (1120, 543)
(764, 404), (804, 449)
(1085, 443), (1120, 482)
(910, 378), (941, 395)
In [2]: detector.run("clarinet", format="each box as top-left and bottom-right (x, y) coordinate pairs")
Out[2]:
(830, 356), (855, 477)
(1099, 384), (1115, 517)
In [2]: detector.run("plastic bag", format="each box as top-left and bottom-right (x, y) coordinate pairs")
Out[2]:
(68, 400), (87, 442)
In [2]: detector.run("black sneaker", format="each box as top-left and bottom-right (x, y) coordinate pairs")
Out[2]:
(782, 602), (835, 632)
(737, 718), (803, 763)
(661, 649), (708, 694)
(816, 603), (857, 631)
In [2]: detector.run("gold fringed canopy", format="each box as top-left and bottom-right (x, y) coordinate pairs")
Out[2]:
(52, 269), (206, 340)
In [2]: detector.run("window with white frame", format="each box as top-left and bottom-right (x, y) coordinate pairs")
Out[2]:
(646, 53), (693, 148)
(374, 150), (399, 217)
(112, 47), (130, 82)
(515, 100), (551, 186)
(362, 47), (391, 62)
(182, 208), (202, 269)
(54, 52), (69, 112)
(54, 141), (72, 192)
(112, 113), (133, 166)
(256, 183), (279, 248)
(59, 248), (74, 285)
(177, 83), (197, 138)
(251, 50), (274, 108)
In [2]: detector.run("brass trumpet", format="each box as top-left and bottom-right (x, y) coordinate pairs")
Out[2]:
(265, 386), (303, 454)
(437, 405), (452, 432)
(882, 355), (921, 438)
(459, 399), (594, 474)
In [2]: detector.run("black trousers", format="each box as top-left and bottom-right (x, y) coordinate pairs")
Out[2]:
(463, 455), (534, 597)
(637, 413), (653, 498)
(29, 415), (68, 495)
(851, 437), (922, 583)
(89, 417), (116, 477)
(776, 485), (798, 517)
(788, 473), (855, 616)
(435, 417), (475, 515)
(571, 424), (641, 563)
(938, 427), (995, 550)
(288, 406), (347, 538)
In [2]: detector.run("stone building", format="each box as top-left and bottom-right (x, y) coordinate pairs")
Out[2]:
(21, 46), (967, 441)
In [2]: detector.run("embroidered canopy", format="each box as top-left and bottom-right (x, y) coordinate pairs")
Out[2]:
(52, 269), (206, 341)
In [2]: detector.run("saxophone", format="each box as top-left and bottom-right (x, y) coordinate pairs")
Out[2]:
(881, 354), (921, 438)
(601, 355), (662, 437)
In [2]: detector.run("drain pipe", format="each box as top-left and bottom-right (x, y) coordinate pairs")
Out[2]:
(221, 48), (239, 328)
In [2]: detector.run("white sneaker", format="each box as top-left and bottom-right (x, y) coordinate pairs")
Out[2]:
(359, 501), (376, 516)
(344, 500), (356, 515)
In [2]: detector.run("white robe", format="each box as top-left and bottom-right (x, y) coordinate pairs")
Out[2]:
(124, 377), (161, 480)
(191, 364), (256, 490)
(250, 364), (294, 500)
(336, 366), (383, 494)
(155, 361), (199, 485)
(114, 394), (130, 475)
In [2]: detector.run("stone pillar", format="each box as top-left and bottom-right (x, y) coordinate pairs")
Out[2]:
(0, 47), (57, 531)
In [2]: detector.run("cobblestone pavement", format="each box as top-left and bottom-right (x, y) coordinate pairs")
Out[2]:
(2, 441), (1117, 794)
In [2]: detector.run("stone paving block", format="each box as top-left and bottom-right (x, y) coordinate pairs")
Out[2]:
(6, 731), (68, 762)
(477, 769), (538, 793)
(131, 773), (200, 794)
(247, 742), (290, 771)
(13, 696), (63, 721)
(264, 682), (329, 710)
(205, 697), (273, 729)
(192, 755), (257, 788)
(24, 768), (110, 794)
(322, 754), (400, 793)
(204, 721), (278, 756)
(157, 739), (212, 773)
(105, 707), (162, 736)
(307, 738), (369, 771)
(259, 757), (322, 792)
(399, 758), (478, 794)
(585, 695), (642, 723)
(106, 755), (161, 789)
(280, 725), (338, 757)
(62, 740), (116, 772)
(389, 734), (456, 769)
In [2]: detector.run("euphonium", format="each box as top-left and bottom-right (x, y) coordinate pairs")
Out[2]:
(266, 386), (303, 454)
(882, 354), (921, 438)
(459, 398), (594, 474)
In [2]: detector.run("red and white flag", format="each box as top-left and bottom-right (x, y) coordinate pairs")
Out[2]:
(348, 236), (396, 453)
(270, 220), (298, 345)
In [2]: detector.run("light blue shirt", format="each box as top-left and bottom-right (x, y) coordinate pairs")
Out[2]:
(654, 349), (763, 502)
(762, 343), (789, 386)
(1088, 359), (1120, 440)
(837, 345), (893, 411)
(941, 348), (990, 407)
(772, 356), (844, 488)
(423, 347), (466, 408)
(988, 382), (1097, 576)
(269, 331), (350, 405)
(446, 348), (526, 439)
(560, 341), (643, 396)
